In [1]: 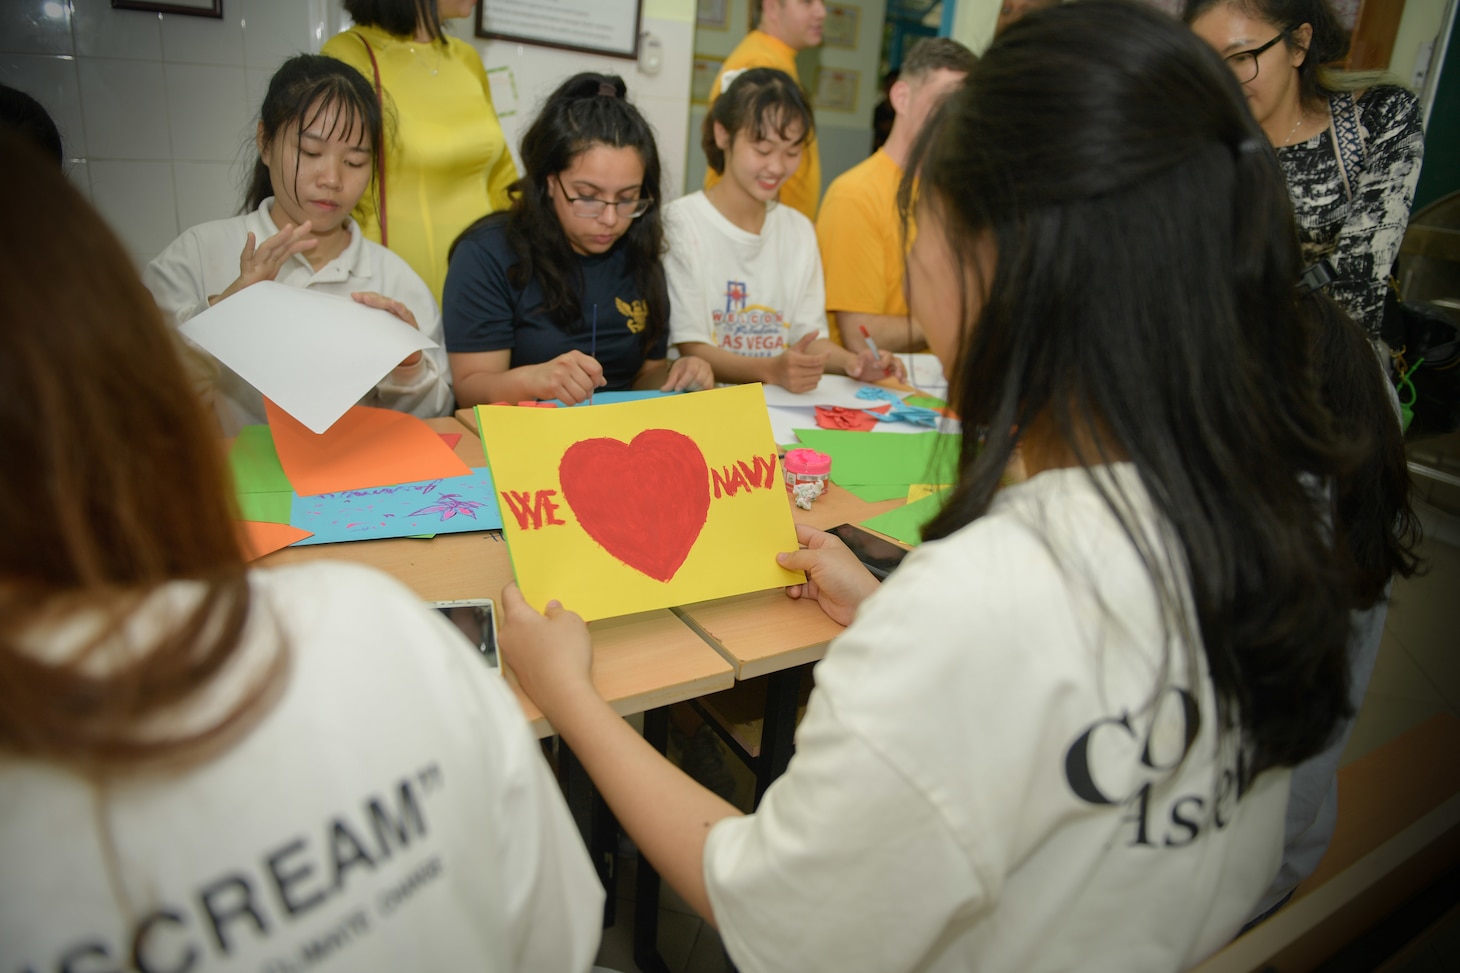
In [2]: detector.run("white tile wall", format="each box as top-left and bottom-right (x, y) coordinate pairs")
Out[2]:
(173, 159), (247, 229)
(238, 0), (313, 71)
(67, 158), (93, 202)
(78, 57), (170, 159)
(89, 159), (180, 265)
(160, 7), (246, 67)
(71, 0), (162, 60)
(2, 0), (695, 266)
(164, 62), (251, 162)
(244, 65), (273, 115)
(77, 55), (173, 163)
(0, 0), (75, 57)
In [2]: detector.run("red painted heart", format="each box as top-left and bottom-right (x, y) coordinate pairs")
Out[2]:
(558, 429), (711, 583)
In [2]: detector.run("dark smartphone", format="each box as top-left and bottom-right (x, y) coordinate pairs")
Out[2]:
(434, 599), (499, 668)
(827, 523), (908, 580)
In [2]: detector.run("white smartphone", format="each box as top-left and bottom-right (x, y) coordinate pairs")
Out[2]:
(434, 599), (499, 668)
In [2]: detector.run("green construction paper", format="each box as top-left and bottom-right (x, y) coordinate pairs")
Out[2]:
(843, 482), (914, 502)
(904, 394), (948, 410)
(859, 489), (949, 546)
(791, 428), (961, 487)
(229, 426), (295, 524)
(236, 491), (294, 524)
(229, 425), (293, 493)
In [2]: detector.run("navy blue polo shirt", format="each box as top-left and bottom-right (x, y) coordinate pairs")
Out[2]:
(443, 217), (668, 392)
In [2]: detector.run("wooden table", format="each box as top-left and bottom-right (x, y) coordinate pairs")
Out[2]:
(257, 417), (735, 738)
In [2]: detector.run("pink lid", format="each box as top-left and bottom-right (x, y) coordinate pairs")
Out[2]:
(784, 448), (832, 476)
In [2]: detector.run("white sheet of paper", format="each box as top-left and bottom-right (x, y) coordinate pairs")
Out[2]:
(893, 352), (951, 394)
(898, 353), (948, 396)
(179, 281), (436, 434)
(766, 405), (815, 446)
(760, 374), (908, 409)
(765, 402), (955, 444)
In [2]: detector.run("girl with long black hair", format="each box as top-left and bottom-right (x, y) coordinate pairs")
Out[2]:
(495, 4), (1361, 968)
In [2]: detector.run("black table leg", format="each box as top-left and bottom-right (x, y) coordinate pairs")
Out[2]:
(754, 667), (802, 806)
(558, 740), (617, 928)
(634, 707), (672, 973)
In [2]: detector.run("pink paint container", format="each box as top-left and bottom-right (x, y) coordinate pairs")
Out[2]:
(783, 448), (832, 508)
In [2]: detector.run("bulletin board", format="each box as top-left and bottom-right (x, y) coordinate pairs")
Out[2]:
(476, 0), (643, 60)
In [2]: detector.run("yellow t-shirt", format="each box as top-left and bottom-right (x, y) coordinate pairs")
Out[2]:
(815, 149), (915, 346)
(322, 25), (518, 305)
(704, 30), (821, 221)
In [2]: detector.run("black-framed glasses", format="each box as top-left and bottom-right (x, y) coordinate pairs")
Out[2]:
(1225, 31), (1290, 84)
(553, 176), (653, 219)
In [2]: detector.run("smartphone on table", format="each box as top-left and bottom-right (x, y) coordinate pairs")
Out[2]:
(434, 599), (499, 668)
(826, 524), (909, 580)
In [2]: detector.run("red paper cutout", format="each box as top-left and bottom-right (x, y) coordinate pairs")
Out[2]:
(815, 403), (891, 431)
(558, 429), (710, 583)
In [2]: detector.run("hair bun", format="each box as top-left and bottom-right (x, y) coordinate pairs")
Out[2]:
(598, 81), (618, 97)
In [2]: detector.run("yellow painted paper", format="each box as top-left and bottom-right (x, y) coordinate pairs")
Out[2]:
(906, 483), (950, 503)
(476, 384), (803, 620)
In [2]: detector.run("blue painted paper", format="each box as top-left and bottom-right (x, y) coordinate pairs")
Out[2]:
(289, 466), (502, 545)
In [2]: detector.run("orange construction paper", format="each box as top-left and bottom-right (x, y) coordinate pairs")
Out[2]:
(265, 400), (471, 496)
(240, 520), (313, 560)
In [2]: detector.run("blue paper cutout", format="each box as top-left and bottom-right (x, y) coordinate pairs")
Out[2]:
(289, 466), (502, 546)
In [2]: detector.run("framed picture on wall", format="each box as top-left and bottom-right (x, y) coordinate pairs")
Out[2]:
(824, 4), (860, 49)
(476, 0), (643, 60)
(814, 67), (860, 112)
(697, 0), (730, 31)
(692, 56), (725, 104)
(111, 0), (221, 16)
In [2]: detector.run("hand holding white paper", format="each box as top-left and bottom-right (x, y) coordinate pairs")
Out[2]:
(178, 281), (437, 433)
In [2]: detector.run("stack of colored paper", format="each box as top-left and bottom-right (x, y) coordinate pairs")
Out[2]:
(229, 405), (502, 558)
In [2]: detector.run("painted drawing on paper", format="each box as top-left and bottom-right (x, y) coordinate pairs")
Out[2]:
(477, 384), (802, 620)
(290, 467), (503, 546)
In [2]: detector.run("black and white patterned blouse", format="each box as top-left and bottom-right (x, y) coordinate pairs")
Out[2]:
(1277, 85), (1424, 337)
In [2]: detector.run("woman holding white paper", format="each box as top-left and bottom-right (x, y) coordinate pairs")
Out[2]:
(145, 55), (451, 436)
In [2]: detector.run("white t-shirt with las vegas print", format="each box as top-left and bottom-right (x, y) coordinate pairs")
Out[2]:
(664, 191), (828, 358)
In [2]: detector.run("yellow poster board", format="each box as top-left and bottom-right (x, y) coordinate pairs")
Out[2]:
(476, 385), (803, 621)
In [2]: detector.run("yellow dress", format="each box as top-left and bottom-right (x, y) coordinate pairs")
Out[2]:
(704, 30), (821, 221)
(322, 24), (518, 305)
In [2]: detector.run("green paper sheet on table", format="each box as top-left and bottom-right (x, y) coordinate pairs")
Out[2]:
(859, 488), (949, 546)
(791, 428), (961, 489)
(843, 482), (913, 503)
(229, 425), (294, 525)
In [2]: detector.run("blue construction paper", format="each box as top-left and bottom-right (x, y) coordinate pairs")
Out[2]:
(545, 389), (680, 408)
(289, 466), (502, 546)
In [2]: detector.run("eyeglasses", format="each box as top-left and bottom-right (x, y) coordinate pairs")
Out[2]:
(1225, 31), (1289, 84)
(553, 176), (653, 219)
